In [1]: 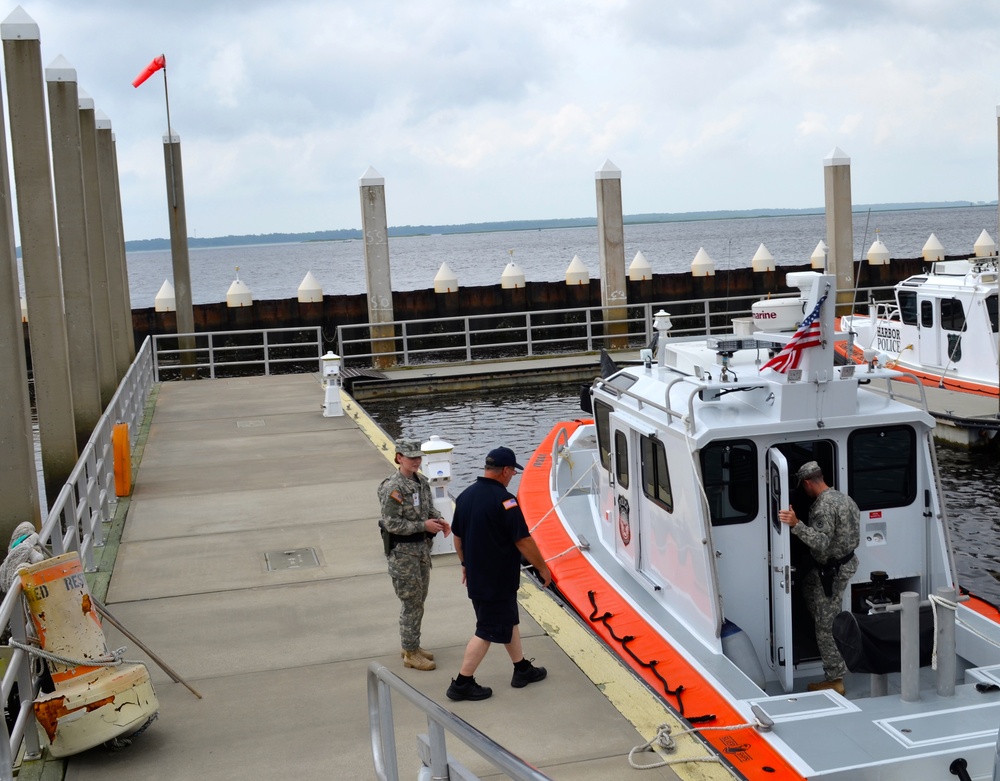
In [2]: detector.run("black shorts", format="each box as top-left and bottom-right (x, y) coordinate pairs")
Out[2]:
(472, 597), (520, 644)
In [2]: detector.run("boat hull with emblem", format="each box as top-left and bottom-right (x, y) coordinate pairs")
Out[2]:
(836, 257), (999, 446)
(518, 271), (1000, 780)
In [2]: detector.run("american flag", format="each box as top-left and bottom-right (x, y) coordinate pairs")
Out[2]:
(761, 293), (828, 373)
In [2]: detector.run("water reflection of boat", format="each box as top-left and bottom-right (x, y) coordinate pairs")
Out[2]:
(836, 254), (999, 447)
(519, 270), (1000, 780)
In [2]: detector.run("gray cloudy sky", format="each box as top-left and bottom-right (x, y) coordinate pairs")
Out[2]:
(11, 0), (1000, 241)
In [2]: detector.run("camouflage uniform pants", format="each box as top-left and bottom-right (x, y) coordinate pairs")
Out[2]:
(387, 542), (432, 651)
(802, 555), (858, 681)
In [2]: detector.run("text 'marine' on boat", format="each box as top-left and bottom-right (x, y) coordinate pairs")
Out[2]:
(519, 271), (1000, 780)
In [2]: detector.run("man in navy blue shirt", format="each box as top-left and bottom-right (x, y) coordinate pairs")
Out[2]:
(446, 447), (552, 701)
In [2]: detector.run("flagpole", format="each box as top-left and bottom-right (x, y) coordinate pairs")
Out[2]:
(160, 55), (178, 209)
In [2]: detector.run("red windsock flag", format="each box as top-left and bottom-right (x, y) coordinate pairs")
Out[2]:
(132, 55), (166, 88)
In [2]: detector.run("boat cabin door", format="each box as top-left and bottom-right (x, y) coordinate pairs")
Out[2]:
(767, 448), (795, 692)
(609, 416), (639, 571)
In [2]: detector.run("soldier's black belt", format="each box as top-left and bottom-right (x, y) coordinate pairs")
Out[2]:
(390, 532), (430, 545)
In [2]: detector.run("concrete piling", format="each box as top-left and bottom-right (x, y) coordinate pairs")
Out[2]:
(0, 27), (40, 538)
(46, 56), (102, 448)
(160, 130), (196, 373)
(95, 112), (134, 378)
(359, 166), (396, 368)
(823, 147), (855, 314)
(595, 159), (627, 348)
(78, 89), (118, 407)
(2, 7), (79, 502)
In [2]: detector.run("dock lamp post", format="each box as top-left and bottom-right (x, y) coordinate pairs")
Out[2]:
(321, 351), (343, 417)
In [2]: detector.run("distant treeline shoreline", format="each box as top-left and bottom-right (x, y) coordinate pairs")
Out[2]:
(123, 200), (996, 253)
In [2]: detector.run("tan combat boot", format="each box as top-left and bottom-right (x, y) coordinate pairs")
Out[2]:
(400, 647), (435, 661)
(403, 649), (436, 671)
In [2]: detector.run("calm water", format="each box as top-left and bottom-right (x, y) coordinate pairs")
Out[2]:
(364, 385), (1000, 605)
(122, 205), (1000, 307)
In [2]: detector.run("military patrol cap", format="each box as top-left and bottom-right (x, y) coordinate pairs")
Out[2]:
(485, 446), (523, 470)
(795, 461), (823, 482)
(395, 439), (423, 458)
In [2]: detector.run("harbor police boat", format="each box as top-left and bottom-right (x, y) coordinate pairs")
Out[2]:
(519, 271), (1000, 780)
(836, 254), (999, 446)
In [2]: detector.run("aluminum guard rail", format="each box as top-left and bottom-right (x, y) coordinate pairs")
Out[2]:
(368, 662), (552, 781)
(0, 337), (156, 779)
(152, 326), (324, 381)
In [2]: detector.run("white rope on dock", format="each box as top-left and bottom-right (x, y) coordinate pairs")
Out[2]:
(627, 719), (764, 770)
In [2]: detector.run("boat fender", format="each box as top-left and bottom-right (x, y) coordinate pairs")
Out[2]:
(721, 619), (766, 690)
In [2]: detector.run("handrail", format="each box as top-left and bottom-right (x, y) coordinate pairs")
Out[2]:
(0, 337), (157, 779)
(368, 662), (552, 781)
(336, 286), (897, 369)
(151, 326), (324, 381)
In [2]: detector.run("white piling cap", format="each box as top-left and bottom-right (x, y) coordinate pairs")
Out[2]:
(691, 247), (715, 277)
(297, 271), (323, 303)
(595, 159), (621, 180)
(154, 279), (175, 312)
(434, 262), (459, 293)
(565, 255), (589, 285)
(20, 296), (27, 323)
(810, 240), (828, 269)
(45, 55), (76, 83)
(226, 279), (253, 307)
(867, 239), (890, 266)
(751, 243), (775, 272)
(359, 166), (384, 186)
(628, 250), (652, 281)
(501, 262), (525, 289)
(974, 229), (997, 258)
(922, 233), (945, 261)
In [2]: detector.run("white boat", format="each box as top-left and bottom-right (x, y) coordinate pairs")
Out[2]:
(837, 256), (999, 446)
(519, 271), (1000, 780)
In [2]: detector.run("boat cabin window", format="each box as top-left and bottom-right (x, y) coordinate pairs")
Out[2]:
(847, 425), (917, 510)
(897, 290), (918, 325)
(920, 300), (934, 329)
(700, 440), (757, 526)
(614, 431), (629, 489)
(987, 294), (998, 333)
(607, 373), (639, 393)
(940, 298), (966, 332)
(640, 435), (673, 513)
(594, 400), (613, 472)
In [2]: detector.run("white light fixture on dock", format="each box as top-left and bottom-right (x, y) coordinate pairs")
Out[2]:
(691, 247), (715, 277)
(227, 267), (253, 307)
(434, 262), (459, 293)
(974, 229), (997, 258)
(867, 237), (890, 266)
(565, 255), (589, 285)
(628, 250), (652, 281)
(154, 279), (175, 312)
(297, 271), (323, 303)
(751, 243), (775, 272)
(811, 240), (828, 270)
(922, 233), (945, 262)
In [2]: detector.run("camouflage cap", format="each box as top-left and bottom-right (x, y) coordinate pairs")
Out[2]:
(395, 439), (423, 458)
(795, 461), (823, 482)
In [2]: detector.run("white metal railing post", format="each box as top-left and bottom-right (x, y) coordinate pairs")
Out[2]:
(526, 312), (533, 357)
(263, 330), (271, 375)
(465, 317), (472, 362)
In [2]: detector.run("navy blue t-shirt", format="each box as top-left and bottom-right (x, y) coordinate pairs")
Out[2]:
(452, 476), (530, 601)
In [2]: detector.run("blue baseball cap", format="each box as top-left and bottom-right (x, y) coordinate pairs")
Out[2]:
(485, 447), (523, 470)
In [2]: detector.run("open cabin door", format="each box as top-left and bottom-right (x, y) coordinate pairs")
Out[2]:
(767, 448), (795, 692)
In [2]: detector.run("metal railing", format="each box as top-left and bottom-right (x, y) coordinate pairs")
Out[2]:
(0, 337), (156, 778)
(337, 286), (896, 368)
(368, 662), (552, 781)
(152, 326), (324, 381)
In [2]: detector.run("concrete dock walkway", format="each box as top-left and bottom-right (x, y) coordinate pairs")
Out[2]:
(55, 373), (719, 781)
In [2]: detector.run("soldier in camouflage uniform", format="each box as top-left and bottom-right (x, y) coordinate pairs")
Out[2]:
(378, 439), (450, 671)
(778, 461), (860, 695)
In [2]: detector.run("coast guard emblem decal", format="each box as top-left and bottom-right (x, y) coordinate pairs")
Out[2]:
(618, 495), (631, 546)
